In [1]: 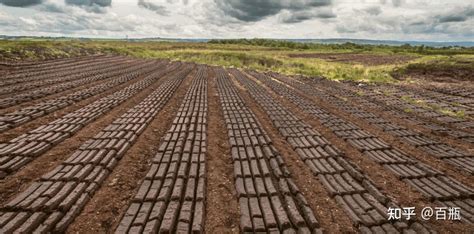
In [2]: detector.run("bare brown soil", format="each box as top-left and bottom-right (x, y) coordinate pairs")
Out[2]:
(400, 72), (473, 84)
(308, 89), (474, 183)
(0, 75), (146, 143)
(394, 59), (474, 83)
(288, 53), (415, 65)
(205, 70), (240, 233)
(67, 70), (194, 233)
(337, 91), (474, 153)
(0, 56), (472, 233)
(0, 74), (119, 115)
(0, 68), (173, 205)
(249, 74), (473, 233)
(230, 73), (356, 232)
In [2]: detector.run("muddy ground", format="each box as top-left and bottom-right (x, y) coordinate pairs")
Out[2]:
(394, 62), (474, 84)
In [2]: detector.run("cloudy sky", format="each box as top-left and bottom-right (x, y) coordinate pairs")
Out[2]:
(0, 0), (473, 41)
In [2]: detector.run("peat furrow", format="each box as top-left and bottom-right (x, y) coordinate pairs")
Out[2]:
(0, 55), (111, 81)
(286, 75), (474, 174)
(0, 56), (128, 89)
(389, 84), (473, 116)
(67, 64), (193, 233)
(0, 55), (116, 85)
(374, 85), (474, 123)
(217, 68), (323, 233)
(397, 85), (474, 115)
(1, 55), (104, 72)
(248, 71), (474, 225)
(0, 61), (180, 179)
(0, 59), (148, 110)
(0, 64), (194, 233)
(348, 80), (474, 145)
(115, 66), (208, 233)
(0, 57), (140, 102)
(423, 84), (474, 99)
(300, 75), (474, 145)
(230, 69), (430, 233)
(0, 57), (130, 94)
(0, 59), (158, 131)
(357, 84), (474, 145)
(305, 75), (474, 150)
(205, 68), (240, 233)
(0, 57), (76, 71)
(359, 83), (474, 132)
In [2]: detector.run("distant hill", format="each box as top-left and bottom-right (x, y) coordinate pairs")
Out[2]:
(287, 39), (474, 48)
(1, 35), (472, 47)
(128, 38), (474, 47)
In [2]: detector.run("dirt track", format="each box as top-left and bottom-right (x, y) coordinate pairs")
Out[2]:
(0, 55), (472, 233)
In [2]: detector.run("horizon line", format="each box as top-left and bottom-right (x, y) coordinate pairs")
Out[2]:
(1, 35), (473, 44)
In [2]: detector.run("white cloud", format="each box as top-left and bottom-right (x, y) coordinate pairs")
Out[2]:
(0, 0), (472, 41)
(335, 3), (474, 40)
(137, 0), (168, 15)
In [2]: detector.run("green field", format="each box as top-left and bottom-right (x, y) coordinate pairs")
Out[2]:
(1, 38), (473, 83)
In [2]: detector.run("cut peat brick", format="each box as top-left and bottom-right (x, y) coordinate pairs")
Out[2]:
(0, 55), (472, 233)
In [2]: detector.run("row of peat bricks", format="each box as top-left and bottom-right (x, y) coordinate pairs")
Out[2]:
(0, 62), (193, 232)
(0, 61), (181, 178)
(116, 66), (208, 233)
(230, 70), (431, 233)
(250, 70), (474, 226)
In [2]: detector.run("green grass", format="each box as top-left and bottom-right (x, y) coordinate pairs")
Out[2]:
(440, 109), (466, 119)
(123, 48), (398, 83)
(1, 38), (473, 84)
(209, 39), (474, 55)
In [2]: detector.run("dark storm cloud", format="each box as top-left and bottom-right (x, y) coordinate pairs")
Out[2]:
(64, 0), (111, 13)
(439, 16), (468, 23)
(138, 0), (169, 15)
(214, 0), (332, 22)
(279, 9), (336, 23)
(0, 0), (42, 7)
(65, 0), (112, 7)
(337, 4), (474, 38)
(437, 6), (474, 23)
(39, 2), (67, 12)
